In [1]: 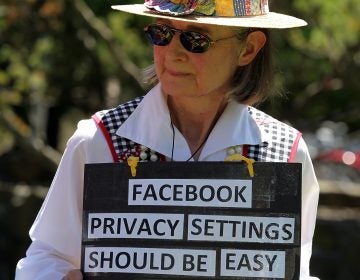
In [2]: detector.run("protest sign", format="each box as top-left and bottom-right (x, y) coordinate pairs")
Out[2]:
(81, 162), (301, 279)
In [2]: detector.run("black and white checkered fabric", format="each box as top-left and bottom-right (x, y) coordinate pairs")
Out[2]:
(247, 107), (300, 162)
(94, 96), (144, 161)
(94, 97), (299, 163)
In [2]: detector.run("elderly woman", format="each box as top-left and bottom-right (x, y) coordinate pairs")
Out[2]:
(16, 1), (319, 279)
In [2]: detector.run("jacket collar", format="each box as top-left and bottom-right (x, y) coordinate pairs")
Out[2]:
(116, 84), (269, 160)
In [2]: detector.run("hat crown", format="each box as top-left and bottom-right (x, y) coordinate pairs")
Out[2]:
(145, 0), (270, 17)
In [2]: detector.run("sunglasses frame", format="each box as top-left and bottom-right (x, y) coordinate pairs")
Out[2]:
(144, 23), (245, 53)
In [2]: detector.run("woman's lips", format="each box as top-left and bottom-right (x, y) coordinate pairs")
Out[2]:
(166, 68), (190, 77)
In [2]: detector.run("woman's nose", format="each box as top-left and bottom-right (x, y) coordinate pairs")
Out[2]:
(164, 33), (188, 59)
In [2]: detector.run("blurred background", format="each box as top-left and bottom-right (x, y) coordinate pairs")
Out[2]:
(0, 0), (359, 279)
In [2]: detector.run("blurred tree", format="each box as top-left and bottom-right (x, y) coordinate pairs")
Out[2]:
(0, 1), (151, 277)
(266, 0), (360, 132)
(0, 0), (152, 180)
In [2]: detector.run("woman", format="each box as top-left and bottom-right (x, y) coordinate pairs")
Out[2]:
(16, 1), (319, 279)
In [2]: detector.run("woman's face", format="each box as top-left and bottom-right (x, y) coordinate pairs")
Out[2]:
(153, 19), (244, 100)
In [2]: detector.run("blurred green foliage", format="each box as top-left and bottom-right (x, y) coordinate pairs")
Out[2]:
(0, 0), (359, 148)
(270, 0), (360, 131)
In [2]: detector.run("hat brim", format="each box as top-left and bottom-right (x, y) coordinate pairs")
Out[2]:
(112, 4), (307, 29)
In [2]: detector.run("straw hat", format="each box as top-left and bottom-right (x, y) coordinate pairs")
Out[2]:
(112, 0), (307, 29)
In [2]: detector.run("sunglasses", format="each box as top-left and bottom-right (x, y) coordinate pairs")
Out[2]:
(144, 23), (245, 54)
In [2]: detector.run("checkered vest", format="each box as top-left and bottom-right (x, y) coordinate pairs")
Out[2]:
(92, 97), (301, 163)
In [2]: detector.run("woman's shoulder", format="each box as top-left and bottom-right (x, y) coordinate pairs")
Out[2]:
(93, 96), (144, 124)
(246, 106), (304, 163)
(64, 96), (145, 161)
(70, 96), (144, 143)
(248, 106), (299, 133)
(63, 117), (113, 162)
(65, 118), (101, 150)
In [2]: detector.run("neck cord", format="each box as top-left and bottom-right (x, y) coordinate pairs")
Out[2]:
(170, 119), (213, 162)
(170, 119), (175, 161)
(168, 99), (227, 162)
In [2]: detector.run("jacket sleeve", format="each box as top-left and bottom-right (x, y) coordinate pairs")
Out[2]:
(294, 137), (320, 280)
(15, 119), (112, 280)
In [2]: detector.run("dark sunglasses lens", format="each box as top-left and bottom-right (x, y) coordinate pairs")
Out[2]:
(180, 31), (211, 53)
(145, 25), (172, 46)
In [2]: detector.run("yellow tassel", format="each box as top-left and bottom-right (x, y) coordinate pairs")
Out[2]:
(225, 154), (255, 177)
(127, 156), (140, 177)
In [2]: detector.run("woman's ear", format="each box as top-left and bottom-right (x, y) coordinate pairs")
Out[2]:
(238, 31), (267, 66)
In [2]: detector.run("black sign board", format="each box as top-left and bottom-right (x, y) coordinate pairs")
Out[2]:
(81, 162), (301, 279)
